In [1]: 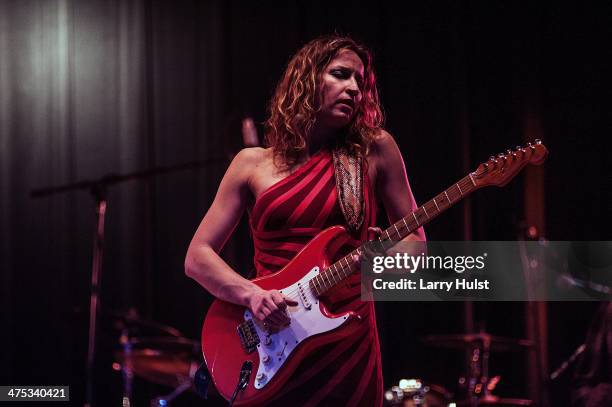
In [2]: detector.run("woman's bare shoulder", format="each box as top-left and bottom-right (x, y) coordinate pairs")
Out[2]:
(229, 147), (278, 194)
(229, 147), (272, 173)
(370, 128), (397, 153)
(233, 146), (269, 163)
(368, 128), (398, 166)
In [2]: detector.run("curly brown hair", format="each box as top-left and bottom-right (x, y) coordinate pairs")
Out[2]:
(264, 35), (384, 169)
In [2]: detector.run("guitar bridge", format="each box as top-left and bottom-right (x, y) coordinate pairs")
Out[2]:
(237, 319), (260, 354)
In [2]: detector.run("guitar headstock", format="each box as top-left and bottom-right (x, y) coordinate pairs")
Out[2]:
(472, 140), (548, 187)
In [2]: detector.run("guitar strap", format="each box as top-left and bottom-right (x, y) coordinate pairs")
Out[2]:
(332, 147), (365, 234)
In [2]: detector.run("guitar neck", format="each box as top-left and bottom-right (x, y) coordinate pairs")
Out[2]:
(309, 174), (479, 296)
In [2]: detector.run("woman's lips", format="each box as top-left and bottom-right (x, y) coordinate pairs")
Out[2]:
(336, 101), (354, 111)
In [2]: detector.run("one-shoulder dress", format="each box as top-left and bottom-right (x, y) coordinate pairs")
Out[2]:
(248, 149), (383, 407)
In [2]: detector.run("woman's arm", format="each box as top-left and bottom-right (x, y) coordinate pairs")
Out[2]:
(373, 130), (426, 243)
(185, 148), (294, 328)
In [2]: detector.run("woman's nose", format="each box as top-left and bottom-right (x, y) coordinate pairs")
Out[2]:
(346, 83), (360, 97)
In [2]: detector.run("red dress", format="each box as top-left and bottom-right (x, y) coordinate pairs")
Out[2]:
(249, 149), (383, 407)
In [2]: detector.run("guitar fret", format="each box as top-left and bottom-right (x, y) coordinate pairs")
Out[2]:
(309, 279), (316, 295)
(456, 183), (463, 196)
(468, 173), (476, 187)
(337, 263), (345, 279)
(412, 212), (420, 226)
(344, 252), (354, 277)
(385, 230), (392, 241)
(332, 264), (344, 275)
(393, 223), (400, 237)
(433, 197), (440, 212)
(422, 205), (429, 218)
(313, 276), (320, 293)
(329, 269), (337, 285)
(318, 274), (327, 290)
(376, 238), (384, 253)
(444, 191), (451, 204)
(402, 217), (410, 233)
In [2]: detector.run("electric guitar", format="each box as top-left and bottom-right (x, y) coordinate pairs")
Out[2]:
(201, 140), (548, 406)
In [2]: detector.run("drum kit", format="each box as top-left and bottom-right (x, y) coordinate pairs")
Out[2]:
(384, 331), (534, 407)
(111, 310), (205, 407)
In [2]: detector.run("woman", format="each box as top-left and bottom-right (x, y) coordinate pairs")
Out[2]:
(185, 35), (425, 406)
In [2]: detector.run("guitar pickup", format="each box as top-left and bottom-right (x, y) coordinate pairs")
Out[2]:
(297, 282), (311, 310)
(237, 319), (260, 354)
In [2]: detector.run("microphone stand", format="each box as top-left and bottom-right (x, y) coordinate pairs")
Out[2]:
(30, 158), (225, 407)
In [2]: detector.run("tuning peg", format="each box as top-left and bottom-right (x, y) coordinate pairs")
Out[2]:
(535, 139), (541, 144)
(515, 146), (521, 150)
(498, 153), (505, 158)
(528, 142), (535, 151)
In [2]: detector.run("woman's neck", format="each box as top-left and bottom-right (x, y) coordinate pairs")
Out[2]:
(307, 120), (337, 155)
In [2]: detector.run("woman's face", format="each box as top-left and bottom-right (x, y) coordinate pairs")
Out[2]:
(317, 49), (365, 129)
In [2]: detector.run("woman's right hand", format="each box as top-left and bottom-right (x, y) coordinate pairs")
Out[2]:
(247, 288), (298, 330)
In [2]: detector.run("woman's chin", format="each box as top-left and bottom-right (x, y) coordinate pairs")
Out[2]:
(317, 111), (353, 130)
(329, 112), (353, 128)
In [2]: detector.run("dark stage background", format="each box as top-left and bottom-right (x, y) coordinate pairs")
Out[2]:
(1, 1), (610, 406)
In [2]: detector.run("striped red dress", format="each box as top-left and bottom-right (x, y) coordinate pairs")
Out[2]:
(248, 149), (383, 406)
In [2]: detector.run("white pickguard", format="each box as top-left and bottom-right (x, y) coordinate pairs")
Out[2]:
(243, 267), (352, 389)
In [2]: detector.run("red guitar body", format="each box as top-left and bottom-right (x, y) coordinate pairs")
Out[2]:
(201, 226), (361, 406)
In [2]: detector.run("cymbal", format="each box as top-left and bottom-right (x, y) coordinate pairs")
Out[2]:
(111, 311), (183, 337)
(115, 337), (201, 388)
(422, 333), (534, 352)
